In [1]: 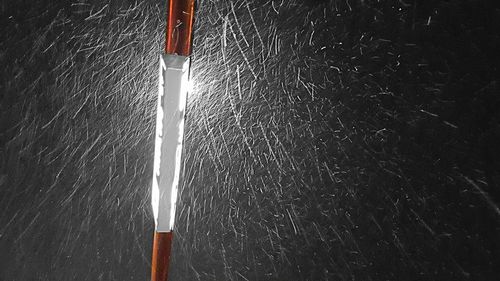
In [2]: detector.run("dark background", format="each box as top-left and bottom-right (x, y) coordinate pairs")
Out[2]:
(1, 0), (499, 280)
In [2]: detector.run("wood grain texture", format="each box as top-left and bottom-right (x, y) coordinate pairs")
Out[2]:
(165, 0), (195, 56)
(151, 231), (174, 281)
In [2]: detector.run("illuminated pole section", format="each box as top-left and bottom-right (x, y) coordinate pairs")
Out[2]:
(151, 0), (195, 281)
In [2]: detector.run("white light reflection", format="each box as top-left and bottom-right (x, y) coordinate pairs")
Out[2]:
(151, 54), (190, 232)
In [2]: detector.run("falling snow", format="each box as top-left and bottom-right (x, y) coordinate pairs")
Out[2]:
(1, 0), (499, 280)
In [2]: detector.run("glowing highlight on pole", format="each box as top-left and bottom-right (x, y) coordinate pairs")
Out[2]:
(151, 54), (190, 232)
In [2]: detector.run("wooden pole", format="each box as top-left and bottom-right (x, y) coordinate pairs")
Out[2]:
(151, 232), (173, 281)
(151, 1), (195, 281)
(165, 0), (195, 56)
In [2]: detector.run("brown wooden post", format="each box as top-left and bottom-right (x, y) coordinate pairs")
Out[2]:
(151, 232), (174, 281)
(165, 0), (195, 56)
(151, 1), (195, 281)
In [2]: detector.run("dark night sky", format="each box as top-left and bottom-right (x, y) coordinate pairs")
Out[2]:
(1, 0), (499, 280)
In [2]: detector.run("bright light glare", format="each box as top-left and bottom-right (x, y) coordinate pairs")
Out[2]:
(152, 54), (190, 232)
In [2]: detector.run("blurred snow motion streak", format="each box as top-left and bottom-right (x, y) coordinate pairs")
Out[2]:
(1, 0), (499, 280)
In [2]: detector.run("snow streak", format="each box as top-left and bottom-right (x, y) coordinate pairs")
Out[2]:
(1, 0), (499, 280)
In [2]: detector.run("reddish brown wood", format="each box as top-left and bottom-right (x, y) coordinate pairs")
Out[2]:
(153, 1), (194, 280)
(151, 231), (174, 281)
(165, 0), (195, 56)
